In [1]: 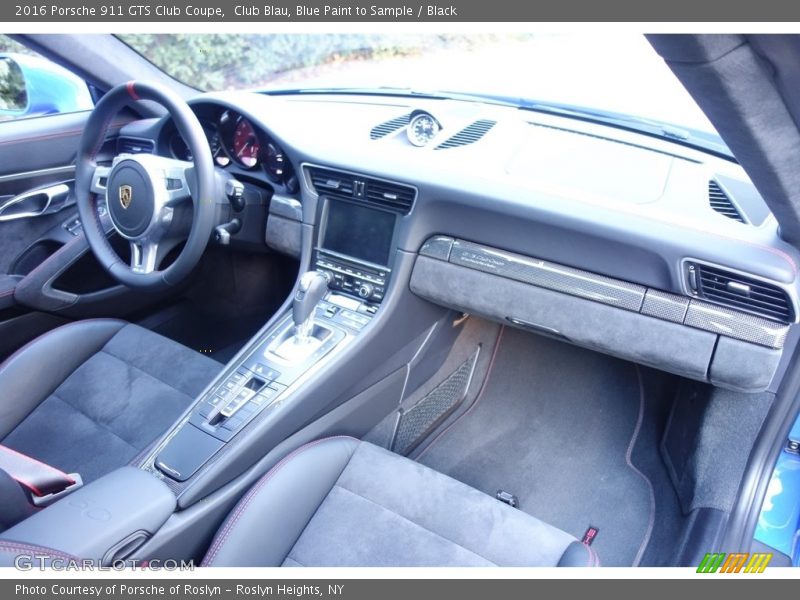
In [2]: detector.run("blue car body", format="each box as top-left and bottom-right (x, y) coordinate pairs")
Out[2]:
(755, 415), (800, 566)
(0, 52), (93, 119)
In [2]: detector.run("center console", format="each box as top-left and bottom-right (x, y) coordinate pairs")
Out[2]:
(148, 176), (406, 487)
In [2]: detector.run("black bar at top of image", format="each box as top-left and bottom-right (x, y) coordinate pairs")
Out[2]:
(4, 0), (800, 22)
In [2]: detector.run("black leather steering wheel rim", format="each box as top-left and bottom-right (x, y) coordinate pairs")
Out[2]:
(75, 81), (216, 290)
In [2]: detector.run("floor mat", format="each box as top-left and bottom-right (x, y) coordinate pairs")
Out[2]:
(416, 327), (655, 566)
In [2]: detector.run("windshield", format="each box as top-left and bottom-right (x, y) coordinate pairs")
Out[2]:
(119, 33), (717, 137)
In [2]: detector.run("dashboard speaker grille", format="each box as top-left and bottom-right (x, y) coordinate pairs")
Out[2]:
(691, 262), (792, 323)
(370, 113), (411, 139)
(708, 180), (745, 223)
(435, 119), (497, 149)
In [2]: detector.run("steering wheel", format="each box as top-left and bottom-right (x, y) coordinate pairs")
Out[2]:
(75, 81), (217, 290)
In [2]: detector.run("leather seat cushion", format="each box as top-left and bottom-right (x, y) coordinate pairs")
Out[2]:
(0, 319), (220, 484)
(202, 437), (598, 567)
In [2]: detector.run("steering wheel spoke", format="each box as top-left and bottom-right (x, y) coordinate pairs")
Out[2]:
(162, 162), (192, 206)
(130, 239), (160, 275)
(89, 165), (111, 197)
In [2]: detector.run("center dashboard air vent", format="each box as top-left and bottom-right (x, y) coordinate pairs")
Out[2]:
(708, 180), (745, 223)
(117, 137), (154, 154)
(687, 261), (793, 323)
(307, 166), (416, 215)
(435, 119), (497, 150)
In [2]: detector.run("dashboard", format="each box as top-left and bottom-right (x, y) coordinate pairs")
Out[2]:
(118, 90), (800, 394)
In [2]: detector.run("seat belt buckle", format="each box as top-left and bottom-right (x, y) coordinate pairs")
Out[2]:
(31, 473), (83, 508)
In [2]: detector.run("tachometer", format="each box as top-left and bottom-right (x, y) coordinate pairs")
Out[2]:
(232, 118), (260, 168)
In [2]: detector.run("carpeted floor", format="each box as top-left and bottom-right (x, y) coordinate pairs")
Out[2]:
(415, 327), (658, 566)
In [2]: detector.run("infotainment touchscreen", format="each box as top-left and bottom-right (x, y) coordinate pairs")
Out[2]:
(322, 199), (396, 266)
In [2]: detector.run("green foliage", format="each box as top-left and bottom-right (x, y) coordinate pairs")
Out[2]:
(119, 34), (533, 91)
(0, 57), (27, 111)
(0, 35), (35, 55)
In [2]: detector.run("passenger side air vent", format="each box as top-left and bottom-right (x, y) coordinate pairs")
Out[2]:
(117, 137), (154, 154)
(708, 180), (745, 223)
(435, 119), (497, 150)
(688, 262), (793, 323)
(370, 113), (411, 140)
(307, 166), (416, 215)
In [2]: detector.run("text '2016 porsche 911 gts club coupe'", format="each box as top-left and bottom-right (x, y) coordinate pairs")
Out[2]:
(0, 33), (799, 568)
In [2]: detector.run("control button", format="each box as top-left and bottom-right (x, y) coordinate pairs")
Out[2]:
(357, 283), (374, 299)
(209, 394), (225, 406)
(220, 390), (255, 417)
(250, 394), (268, 406)
(251, 363), (281, 381)
(221, 416), (245, 431)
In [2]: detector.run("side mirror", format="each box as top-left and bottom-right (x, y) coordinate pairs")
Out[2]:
(0, 53), (93, 121)
(0, 56), (28, 117)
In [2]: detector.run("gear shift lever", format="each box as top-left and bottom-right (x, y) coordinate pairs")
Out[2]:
(293, 271), (329, 341)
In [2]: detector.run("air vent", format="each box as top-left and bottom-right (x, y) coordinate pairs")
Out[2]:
(690, 262), (793, 323)
(370, 113), (411, 140)
(308, 168), (356, 196)
(435, 119), (496, 150)
(117, 137), (154, 154)
(307, 166), (415, 214)
(708, 180), (745, 223)
(365, 180), (416, 213)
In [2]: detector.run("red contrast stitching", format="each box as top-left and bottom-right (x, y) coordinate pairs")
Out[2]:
(201, 436), (357, 566)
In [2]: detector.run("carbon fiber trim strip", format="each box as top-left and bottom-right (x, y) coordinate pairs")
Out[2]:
(641, 289), (690, 323)
(449, 240), (646, 312)
(685, 301), (789, 349)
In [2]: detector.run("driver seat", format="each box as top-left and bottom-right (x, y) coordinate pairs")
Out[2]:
(0, 319), (221, 490)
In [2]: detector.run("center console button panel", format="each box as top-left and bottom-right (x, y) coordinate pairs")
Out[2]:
(154, 290), (374, 484)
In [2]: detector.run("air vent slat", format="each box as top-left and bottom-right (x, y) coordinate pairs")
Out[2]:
(370, 113), (412, 140)
(698, 278), (787, 301)
(435, 119), (496, 150)
(307, 167), (416, 214)
(708, 180), (745, 223)
(691, 263), (793, 323)
(117, 137), (154, 154)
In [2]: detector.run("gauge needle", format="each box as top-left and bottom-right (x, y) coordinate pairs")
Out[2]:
(237, 138), (255, 157)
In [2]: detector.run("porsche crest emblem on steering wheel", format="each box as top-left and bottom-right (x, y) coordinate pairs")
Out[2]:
(119, 185), (133, 209)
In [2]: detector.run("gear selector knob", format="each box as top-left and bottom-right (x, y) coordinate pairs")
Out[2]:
(293, 271), (329, 337)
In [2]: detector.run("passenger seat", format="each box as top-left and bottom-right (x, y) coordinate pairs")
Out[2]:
(202, 436), (599, 567)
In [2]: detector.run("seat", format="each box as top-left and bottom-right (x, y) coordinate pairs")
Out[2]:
(202, 436), (599, 567)
(0, 319), (220, 486)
